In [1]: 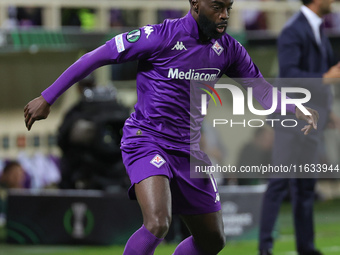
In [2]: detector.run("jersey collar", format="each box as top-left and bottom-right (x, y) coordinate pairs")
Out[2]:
(181, 11), (218, 44)
(181, 11), (200, 40)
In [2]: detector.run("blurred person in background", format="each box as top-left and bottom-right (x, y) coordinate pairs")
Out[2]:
(323, 86), (340, 166)
(17, 7), (42, 27)
(2, 6), (18, 30)
(239, 0), (268, 31)
(0, 160), (26, 229)
(110, 9), (125, 27)
(0, 160), (26, 189)
(24, 0), (319, 254)
(157, 9), (184, 23)
(61, 9), (81, 27)
(258, 0), (340, 254)
(78, 9), (96, 30)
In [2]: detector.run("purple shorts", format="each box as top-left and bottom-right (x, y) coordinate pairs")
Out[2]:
(121, 141), (221, 215)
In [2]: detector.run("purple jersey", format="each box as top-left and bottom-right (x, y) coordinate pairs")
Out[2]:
(42, 12), (295, 148)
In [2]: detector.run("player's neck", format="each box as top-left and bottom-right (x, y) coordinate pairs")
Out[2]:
(198, 31), (211, 42)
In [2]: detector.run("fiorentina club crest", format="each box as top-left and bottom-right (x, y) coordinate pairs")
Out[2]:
(150, 154), (166, 168)
(212, 41), (224, 56)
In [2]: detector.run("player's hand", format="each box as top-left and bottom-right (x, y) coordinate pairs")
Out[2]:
(295, 107), (319, 135)
(24, 95), (51, 131)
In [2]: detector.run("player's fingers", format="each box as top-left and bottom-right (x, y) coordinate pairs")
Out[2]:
(27, 117), (35, 131)
(24, 107), (29, 117)
(306, 125), (313, 135)
(25, 111), (34, 125)
(311, 110), (319, 129)
(301, 124), (309, 130)
(307, 116), (316, 129)
(25, 115), (30, 129)
(306, 109), (318, 130)
(313, 109), (319, 121)
(25, 113), (30, 124)
(301, 125), (313, 135)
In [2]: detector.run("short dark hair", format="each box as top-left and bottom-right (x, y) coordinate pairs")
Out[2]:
(2, 160), (21, 174)
(301, 0), (313, 6)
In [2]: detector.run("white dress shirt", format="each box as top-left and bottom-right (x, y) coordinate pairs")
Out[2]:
(300, 5), (323, 45)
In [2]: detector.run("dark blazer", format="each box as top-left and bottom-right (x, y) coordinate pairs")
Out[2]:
(274, 11), (336, 135)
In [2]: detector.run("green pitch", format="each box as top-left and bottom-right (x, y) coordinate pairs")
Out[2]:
(1, 199), (339, 255)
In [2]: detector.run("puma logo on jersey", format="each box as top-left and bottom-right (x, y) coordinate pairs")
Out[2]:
(172, 41), (187, 51)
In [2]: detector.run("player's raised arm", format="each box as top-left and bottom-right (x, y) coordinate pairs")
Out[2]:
(23, 44), (114, 131)
(24, 24), (164, 131)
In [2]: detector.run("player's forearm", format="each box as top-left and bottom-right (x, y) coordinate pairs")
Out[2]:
(41, 44), (113, 105)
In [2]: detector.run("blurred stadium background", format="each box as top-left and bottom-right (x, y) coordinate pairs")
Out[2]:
(0, 0), (340, 254)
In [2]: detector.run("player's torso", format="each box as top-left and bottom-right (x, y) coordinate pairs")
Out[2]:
(125, 18), (232, 146)
(142, 23), (229, 88)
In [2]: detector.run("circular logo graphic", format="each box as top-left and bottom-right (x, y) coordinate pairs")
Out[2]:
(126, 29), (141, 43)
(63, 203), (94, 239)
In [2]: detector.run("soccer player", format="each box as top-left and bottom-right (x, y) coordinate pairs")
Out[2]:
(24, 0), (319, 254)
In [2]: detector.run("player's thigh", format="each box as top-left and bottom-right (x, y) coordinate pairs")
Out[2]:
(135, 175), (171, 216)
(135, 175), (172, 236)
(180, 210), (225, 251)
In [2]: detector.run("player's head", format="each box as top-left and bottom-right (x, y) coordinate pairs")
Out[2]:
(190, 0), (234, 40)
(302, 0), (334, 16)
(0, 160), (25, 189)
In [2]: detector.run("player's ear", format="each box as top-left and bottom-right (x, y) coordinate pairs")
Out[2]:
(191, 0), (199, 13)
